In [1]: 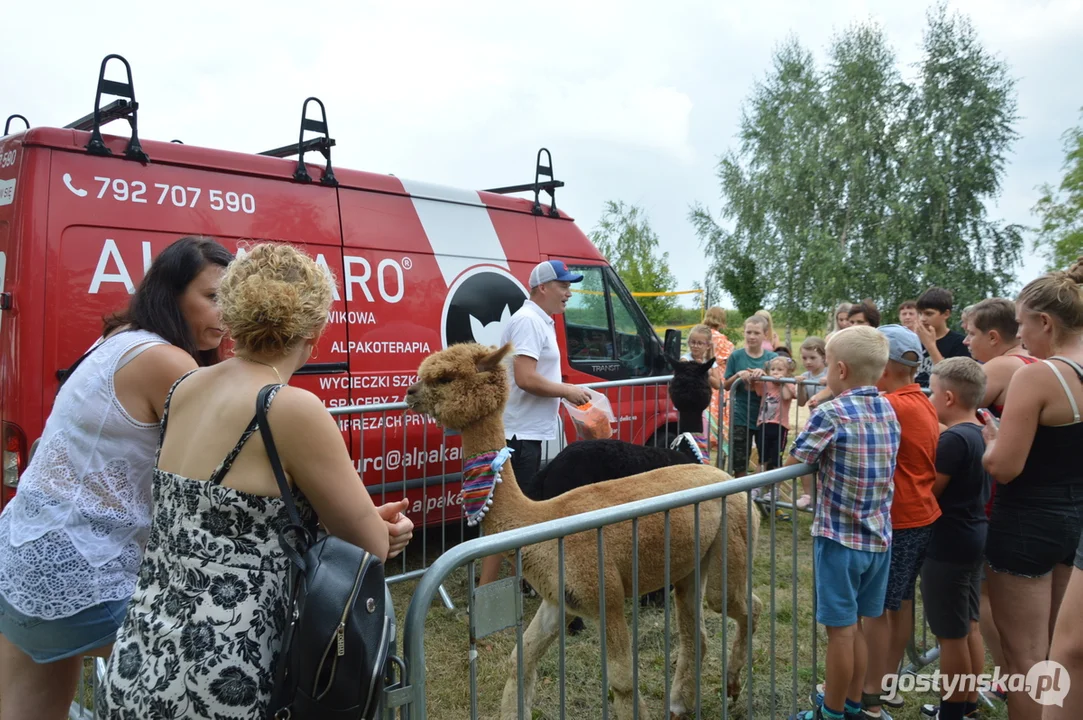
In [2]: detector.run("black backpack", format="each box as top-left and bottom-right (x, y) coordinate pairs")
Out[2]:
(257, 385), (392, 720)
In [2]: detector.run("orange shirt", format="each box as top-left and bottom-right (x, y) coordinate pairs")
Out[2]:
(885, 384), (942, 529)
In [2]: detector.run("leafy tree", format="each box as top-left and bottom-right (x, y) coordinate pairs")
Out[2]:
(718, 253), (767, 320)
(898, 3), (1023, 313)
(689, 38), (824, 337)
(1033, 109), (1083, 271)
(692, 4), (1023, 325)
(590, 200), (678, 326)
(817, 22), (909, 309)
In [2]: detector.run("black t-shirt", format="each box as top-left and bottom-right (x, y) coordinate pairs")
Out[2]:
(916, 330), (970, 387)
(927, 422), (992, 563)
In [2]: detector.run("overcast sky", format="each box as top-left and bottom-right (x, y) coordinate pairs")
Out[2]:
(4, 0), (1080, 310)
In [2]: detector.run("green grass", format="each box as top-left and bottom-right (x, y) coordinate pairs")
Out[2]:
(386, 505), (1009, 720)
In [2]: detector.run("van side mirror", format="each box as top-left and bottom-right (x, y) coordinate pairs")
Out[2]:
(664, 328), (682, 363)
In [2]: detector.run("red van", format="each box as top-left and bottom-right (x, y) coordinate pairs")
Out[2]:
(0, 55), (683, 526)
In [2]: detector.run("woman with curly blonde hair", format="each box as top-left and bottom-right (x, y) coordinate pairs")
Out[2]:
(702, 306), (735, 458)
(96, 243), (414, 719)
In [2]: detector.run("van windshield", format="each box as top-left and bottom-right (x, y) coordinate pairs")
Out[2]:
(563, 266), (657, 378)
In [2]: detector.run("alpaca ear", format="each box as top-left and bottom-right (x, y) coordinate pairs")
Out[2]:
(700, 357), (715, 372)
(477, 342), (513, 373)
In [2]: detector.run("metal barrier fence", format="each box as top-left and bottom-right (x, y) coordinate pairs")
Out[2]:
(387, 465), (813, 719)
(325, 374), (687, 605)
(64, 368), (965, 718)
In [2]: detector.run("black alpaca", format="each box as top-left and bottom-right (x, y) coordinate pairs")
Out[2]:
(522, 356), (716, 630)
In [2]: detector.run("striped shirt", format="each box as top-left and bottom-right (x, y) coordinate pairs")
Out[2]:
(790, 386), (900, 552)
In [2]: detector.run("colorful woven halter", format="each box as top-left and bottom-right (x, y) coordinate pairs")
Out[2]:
(461, 447), (514, 527)
(693, 434), (709, 462)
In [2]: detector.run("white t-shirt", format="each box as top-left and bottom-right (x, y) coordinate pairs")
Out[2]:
(501, 300), (562, 441)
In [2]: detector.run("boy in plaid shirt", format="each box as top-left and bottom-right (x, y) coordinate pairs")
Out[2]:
(786, 326), (901, 720)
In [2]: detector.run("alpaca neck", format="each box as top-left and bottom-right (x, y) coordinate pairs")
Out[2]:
(458, 418), (536, 535)
(677, 410), (705, 435)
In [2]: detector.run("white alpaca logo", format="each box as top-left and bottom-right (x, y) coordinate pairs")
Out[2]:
(470, 305), (512, 346)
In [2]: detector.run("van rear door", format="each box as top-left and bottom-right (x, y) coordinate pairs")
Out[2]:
(39, 132), (348, 440)
(0, 133), (27, 503)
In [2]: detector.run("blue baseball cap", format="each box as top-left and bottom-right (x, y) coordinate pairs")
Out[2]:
(879, 324), (922, 367)
(529, 260), (583, 288)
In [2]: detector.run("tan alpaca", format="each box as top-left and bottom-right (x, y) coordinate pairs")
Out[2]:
(406, 342), (761, 719)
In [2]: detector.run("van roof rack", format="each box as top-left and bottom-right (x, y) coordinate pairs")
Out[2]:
(4, 114), (30, 136)
(485, 148), (563, 217)
(65, 54), (148, 164)
(258, 97), (338, 186)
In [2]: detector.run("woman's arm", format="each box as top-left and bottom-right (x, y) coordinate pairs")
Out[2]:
(983, 364), (1045, 485)
(275, 389), (393, 561)
(116, 344), (200, 424)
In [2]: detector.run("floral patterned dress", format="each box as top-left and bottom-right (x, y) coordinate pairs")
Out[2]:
(96, 380), (313, 720)
(709, 329), (735, 453)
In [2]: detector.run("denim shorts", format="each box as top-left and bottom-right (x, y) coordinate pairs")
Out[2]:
(0, 592), (129, 663)
(814, 536), (891, 627)
(986, 499), (1082, 578)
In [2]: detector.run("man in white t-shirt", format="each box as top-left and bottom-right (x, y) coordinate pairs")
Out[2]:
(478, 259), (591, 586)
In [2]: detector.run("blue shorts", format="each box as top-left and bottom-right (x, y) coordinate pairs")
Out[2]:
(0, 592), (129, 663)
(814, 536), (891, 627)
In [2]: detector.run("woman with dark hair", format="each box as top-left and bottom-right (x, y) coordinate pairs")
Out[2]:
(0, 236), (233, 720)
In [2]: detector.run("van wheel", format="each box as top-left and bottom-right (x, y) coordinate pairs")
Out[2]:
(646, 424), (680, 448)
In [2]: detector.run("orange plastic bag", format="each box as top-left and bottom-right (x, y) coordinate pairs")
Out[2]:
(562, 388), (615, 441)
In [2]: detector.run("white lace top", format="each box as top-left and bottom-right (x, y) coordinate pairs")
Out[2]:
(0, 329), (169, 619)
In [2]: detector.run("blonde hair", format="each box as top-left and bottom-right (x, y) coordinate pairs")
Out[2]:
(768, 355), (796, 376)
(801, 335), (826, 360)
(686, 324), (712, 359)
(825, 325), (890, 386)
(1016, 256), (1083, 336)
(688, 323), (712, 343)
(744, 314), (768, 331)
(932, 357), (987, 409)
(219, 243), (333, 356)
(754, 309), (775, 340)
(830, 302), (853, 332)
(703, 306), (727, 331)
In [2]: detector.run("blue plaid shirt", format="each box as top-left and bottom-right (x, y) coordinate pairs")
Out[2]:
(790, 386), (900, 552)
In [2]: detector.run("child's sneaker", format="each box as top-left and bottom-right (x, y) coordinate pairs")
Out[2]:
(814, 684), (903, 710)
(808, 689), (891, 719)
(920, 705), (984, 719)
(796, 493), (813, 510)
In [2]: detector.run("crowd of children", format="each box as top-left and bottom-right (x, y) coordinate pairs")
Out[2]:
(709, 261), (1083, 720)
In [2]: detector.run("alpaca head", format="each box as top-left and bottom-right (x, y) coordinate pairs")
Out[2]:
(406, 342), (512, 430)
(665, 355), (715, 415)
